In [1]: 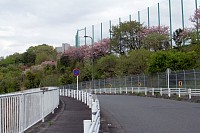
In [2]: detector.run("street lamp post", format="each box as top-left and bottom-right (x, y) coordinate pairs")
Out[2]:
(76, 28), (86, 47)
(84, 35), (94, 90)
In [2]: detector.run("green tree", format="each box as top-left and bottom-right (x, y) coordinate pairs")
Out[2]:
(126, 49), (151, 74)
(27, 44), (57, 64)
(95, 55), (118, 78)
(22, 51), (36, 66)
(111, 21), (144, 54)
(148, 50), (195, 73)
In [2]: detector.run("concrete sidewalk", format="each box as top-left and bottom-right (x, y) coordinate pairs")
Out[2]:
(26, 96), (91, 133)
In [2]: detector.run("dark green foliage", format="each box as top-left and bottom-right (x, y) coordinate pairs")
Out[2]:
(95, 55), (118, 78)
(22, 51), (36, 66)
(111, 21), (143, 54)
(148, 50), (195, 73)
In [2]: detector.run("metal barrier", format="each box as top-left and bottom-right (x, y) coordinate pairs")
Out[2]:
(59, 88), (100, 133)
(92, 87), (196, 99)
(0, 87), (59, 133)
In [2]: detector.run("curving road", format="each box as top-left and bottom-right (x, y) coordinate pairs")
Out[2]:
(98, 95), (200, 133)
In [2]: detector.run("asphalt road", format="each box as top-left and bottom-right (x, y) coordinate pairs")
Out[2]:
(98, 95), (200, 133)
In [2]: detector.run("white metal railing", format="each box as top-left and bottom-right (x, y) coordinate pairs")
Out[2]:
(92, 87), (196, 99)
(59, 88), (100, 133)
(0, 87), (59, 133)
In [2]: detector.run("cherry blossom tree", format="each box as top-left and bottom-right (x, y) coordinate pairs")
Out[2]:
(62, 38), (110, 62)
(142, 26), (170, 51)
(173, 28), (192, 47)
(190, 6), (200, 44)
(190, 6), (200, 29)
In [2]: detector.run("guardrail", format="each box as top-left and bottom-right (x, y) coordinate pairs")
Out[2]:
(92, 87), (199, 99)
(0, 87), (59, 133)
(59, 89), (100, 133)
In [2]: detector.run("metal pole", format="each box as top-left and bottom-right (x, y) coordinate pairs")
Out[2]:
(109, 20), (112, 52)
(195, 0), (199, 43)
(157, 72), (159, 88)
(77, 76), (78, 100)
(158, 3), (161, 27)
(138, 11), (140, 23)
(147, 7), (150, 28)
(194, 69), (196, 90)
(85, 27), (87, 46)
(92, 25), (94, 90)
(175, 71), (177, 88)
(101, 22), (103, 44)
(92, 25), (94, 45)
(75, 31), (79, 48)
(168, 0), (173, 47)
(167, 68), (170, 97)
(181, 0), (185, 30)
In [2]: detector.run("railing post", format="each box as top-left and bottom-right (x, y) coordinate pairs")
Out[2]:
(160, 88), (163, 96)
(132, 87), (134, 94)
(115, 88), (116, 94)
(89, 94), (92, 109)
(100, 89), (101, 94)
(92, 98), (98, 122)
(188, 88), (192, 99)
(74, 90), (76, 99)
(65, 88), (67, 96)
(82, 91), (84, 102)
(84, 120), (91, 133)
(42, 91), (44, 122)
(145, 87), (147, 96)
(152, 88), (154, 96)
(19, 93), (25, 133)
(168, 88), (171, 97)
(68, 89), (70, 97)
(84, 92), (87, 104)
(0, 98), (1, 133)
(178, 88), (181, 98)
(126, 88), (127, 94)
(120, 87), (122, 94)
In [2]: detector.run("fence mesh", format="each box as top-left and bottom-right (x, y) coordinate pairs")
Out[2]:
(77, 0), (199, 47)
(64, 69), (200, 90)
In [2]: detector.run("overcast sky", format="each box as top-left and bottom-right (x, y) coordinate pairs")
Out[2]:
(0, 0), (197, 57)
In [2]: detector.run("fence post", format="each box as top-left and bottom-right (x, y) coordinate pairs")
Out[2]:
(138, 87), (140, 93)
(152, 88), (154, 96)
(188, 88), (192, 99)
(178, 88), (181, 97)
(120, 87), (122, 94)
(84, 92), (87, 104)
(0, 98), (1, 133)
(110, 88), (111, 94)
(82, 91), (84, 102)
(100, 89), (101, 94)
(132, 87), (133, 94)
(126, 88), (127, 94)
(160, 88), (162, 96)
(92, 97), (98, 122)
(42, 91), (44, 122)
(84, 120), (91, 133)
(19, 93), (25, 132)
(115, 88), (116, 94)
(168, 88), (171, 97)
(88, 94), (91, 109)
(145, 87), (147, 96)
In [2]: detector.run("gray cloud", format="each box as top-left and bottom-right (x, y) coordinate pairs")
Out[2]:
(1, 0), (196, 57)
